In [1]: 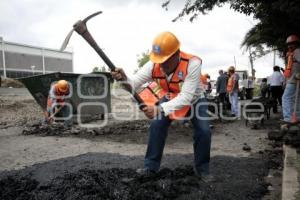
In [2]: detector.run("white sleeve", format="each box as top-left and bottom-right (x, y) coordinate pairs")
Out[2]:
(294, 48), (300, 63)
(49, 85), (56, 98)
(48, 85), (57, 104)
(160, 57), (203, 115)
(127, 61), (153, 91)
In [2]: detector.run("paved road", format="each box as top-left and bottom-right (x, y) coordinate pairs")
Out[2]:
(0, 88), (31, 96)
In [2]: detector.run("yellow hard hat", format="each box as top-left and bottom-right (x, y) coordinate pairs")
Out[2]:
(57, 80), (69, 93)
(150, 31), (180, 64)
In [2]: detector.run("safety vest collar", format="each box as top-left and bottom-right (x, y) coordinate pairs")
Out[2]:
(152, 51), (193, 80)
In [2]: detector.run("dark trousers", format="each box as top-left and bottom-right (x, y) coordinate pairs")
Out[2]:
(144, 98), (211, 175)
(218, 92), (226, 110)
(271, 86), (283, 113)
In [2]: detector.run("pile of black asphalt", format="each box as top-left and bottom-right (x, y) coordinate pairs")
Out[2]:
(0, 148), (282, 200)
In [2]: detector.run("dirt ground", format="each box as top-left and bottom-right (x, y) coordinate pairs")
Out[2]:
(0, 88), (283, 199)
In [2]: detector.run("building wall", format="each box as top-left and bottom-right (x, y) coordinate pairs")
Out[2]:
(4, 52), (43, 71)
(44, 57), (73, 72)
(0, 37), (73, 78)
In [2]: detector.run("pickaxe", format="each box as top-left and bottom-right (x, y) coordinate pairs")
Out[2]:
(60, 11), (145, 109)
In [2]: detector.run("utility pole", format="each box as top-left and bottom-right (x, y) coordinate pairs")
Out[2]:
(234, 56), (237, 68)
(273, 50), (276, 66)
(249, 49), (255, 80)
(1, 37), (6, 78)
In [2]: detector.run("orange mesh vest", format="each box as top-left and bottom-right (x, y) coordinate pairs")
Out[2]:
(200, 75), (207, 84)
(139, 51), (199, 119)
(284, 51), (294, 78)
(227, 74), (234, 92)
(47, 84), (67, 108)
(200, 74), (208, 90)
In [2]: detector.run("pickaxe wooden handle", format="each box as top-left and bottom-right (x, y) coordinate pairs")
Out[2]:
(71, 11), (146, 109)
(44, 105), (64, 124)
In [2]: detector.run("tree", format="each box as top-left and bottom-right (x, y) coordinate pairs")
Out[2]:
(137, 50), (150, 68)
(101, 66), (107, 72)
(92, 66), (107, 72)
(92, 66), (100, 72)
(135, 50), (150, 73)
(163, 0), (300, 56)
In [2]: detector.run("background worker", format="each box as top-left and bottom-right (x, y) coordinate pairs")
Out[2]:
(226, 66), (239, 117)
(45, 80), (72, 127)
(216, 69), (228, 110)
(200, 73), (211, 95)
(260, 78), (269, 98)
(282, 34), (300, 124)
(206, 74), (212, 95)
(111, 31), (212, 180)
(270, 66), (285, 113)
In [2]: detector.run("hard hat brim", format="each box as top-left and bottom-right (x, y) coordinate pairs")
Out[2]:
(58, 87), (68, 93)
(149, 52), (172, 64)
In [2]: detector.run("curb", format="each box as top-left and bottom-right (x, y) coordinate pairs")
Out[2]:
(282, 145), (299, 200)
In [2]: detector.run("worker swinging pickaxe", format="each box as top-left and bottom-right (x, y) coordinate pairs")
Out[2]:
(60, 11), (146, 109)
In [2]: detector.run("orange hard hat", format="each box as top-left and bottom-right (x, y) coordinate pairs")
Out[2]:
(149, 31), (180, 64)
(203, 73), (209, 78)
(200, 74), (207, 82)
(56, 80), (69, 93)
(286, 35), (300, 44)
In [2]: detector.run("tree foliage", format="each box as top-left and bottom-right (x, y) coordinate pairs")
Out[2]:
(92, 66), (107, 72)
(163, 0), (300, 55)
(137, 50), (150, 69)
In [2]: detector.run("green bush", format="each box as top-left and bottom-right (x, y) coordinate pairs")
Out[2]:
(253, 85), (261, 98)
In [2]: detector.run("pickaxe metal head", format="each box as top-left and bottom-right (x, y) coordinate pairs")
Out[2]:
(60, 11), (102, 51)
(59, 10), (146, 109)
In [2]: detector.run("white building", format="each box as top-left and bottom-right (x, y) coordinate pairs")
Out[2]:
(0, 37), (73, 78)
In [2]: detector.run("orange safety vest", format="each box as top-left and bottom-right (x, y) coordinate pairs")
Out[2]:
(138, 51), (201, 119)
(227, 74), (236, 92)
(47, 84), (68, 109)
(284, 51), (294, 78)
(200, 74), (208, 90)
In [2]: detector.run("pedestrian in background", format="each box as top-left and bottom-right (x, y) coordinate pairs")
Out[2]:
(216, 69), (227, 111)
(260, 78), (269, 98)
(270, 66), (285, 113)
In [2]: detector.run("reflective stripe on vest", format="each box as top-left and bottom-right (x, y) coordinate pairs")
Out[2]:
(138, 51), (201, 119)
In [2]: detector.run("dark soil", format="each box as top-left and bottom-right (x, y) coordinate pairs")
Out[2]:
(0, 96), (42, 128)
(22, 120), (150, 137)
(22, 120), (199, 144)
(268, 126), (300, 148)
(0, 149), (282, 200)
(1, 78), (24, 88)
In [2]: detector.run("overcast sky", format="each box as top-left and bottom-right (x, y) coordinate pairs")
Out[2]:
(0, 0), (284, 79)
